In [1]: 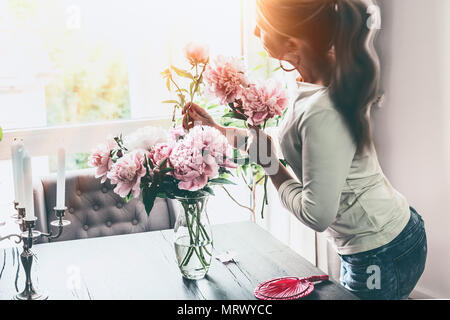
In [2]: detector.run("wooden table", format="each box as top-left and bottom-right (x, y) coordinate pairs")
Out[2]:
(0, 222), (357, 300)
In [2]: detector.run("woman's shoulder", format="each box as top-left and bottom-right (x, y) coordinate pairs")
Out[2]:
(298, 89), (342, 126)
(295, 89), (357, 150)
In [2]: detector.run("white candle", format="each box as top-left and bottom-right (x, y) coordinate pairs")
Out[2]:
(56, 147), (66, 209)
(22, 152), (35, 221)
(11, 139), (25, 207)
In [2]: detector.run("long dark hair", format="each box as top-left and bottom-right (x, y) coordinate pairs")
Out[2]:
(256, 0), (380, 153)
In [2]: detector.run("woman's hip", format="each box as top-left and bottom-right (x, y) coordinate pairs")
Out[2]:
(339, 207), (427, 300)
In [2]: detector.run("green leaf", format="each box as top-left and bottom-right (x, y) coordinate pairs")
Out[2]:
(233, 148), (241, 159)
(257, 51), (268, 58)
(158, 158), (168, 169)
(159, 167), (174, 174)
(125, 193), (133, 203)
(0, 126), (3, 142)
(223, 111), (247, 121)
(241, 163), (249, 176)
(219, 167), (234, 176)
(140, 176), (151, 189)
(143, 183), (158, 215)
(147, 156), (154, 170)
(171, 66), (194, 80)
(272, 66), (281, 72)
(208, 178), (236, 186)
(162, 100), (179, 104)
(280, 159), (289, 168)
(203, 186), (215, 196)
(156, 192), (167, 198)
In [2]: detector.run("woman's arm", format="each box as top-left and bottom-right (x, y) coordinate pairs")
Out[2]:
(268, 161), (294, 190)
(247, 110), (356, 232)
(278, 110), (356, 232)
(183, 103), (299, 189)
(183, 103), (356, 233)
(245, 126), (295, 189)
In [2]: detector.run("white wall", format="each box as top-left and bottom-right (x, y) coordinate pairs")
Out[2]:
(374, 0), (450, 299)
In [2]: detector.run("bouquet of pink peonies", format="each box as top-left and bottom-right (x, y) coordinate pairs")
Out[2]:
(161, 43), (290, 221)
(90, 125), (238, 279)
(89, 125), (237, 215)
(203, 55), (288, 128)
(161, 43), (288, 129)
(203, 54), (290, 220)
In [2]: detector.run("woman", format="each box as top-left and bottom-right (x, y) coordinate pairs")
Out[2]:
(183, 0), (427, 300)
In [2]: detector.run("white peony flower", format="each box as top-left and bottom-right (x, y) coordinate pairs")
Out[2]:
(124, 126), (169, 152)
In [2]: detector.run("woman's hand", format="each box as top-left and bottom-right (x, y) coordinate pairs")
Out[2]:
(246, 126), (293, 190)
(182, 103), (218, 130)
(182, 102), (250, 149)
(246, 126), (279, 176)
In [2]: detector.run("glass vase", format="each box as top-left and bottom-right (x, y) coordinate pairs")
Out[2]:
(173, 196), (213, 280)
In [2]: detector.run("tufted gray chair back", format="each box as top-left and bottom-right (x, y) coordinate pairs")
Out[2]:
(33, 168), (177, 243)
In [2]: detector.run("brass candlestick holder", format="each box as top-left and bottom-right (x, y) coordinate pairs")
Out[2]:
(0, 205), (71, 300)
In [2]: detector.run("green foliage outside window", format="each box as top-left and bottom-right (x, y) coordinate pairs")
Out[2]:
(4, 1), (131, 171)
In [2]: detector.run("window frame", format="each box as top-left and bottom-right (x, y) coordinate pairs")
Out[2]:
(0, 0), (248, 161)
(0, 117), (171, 161)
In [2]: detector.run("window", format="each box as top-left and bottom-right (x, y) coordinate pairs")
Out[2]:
(1, 1), (307, 255)
(1, 0), (242, 129)
(0, 0), (244, 234)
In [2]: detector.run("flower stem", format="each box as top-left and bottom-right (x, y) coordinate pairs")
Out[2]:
(169, 76), (183, 127)
(178, 200), (211, 272)
(222, 186), (253, 213)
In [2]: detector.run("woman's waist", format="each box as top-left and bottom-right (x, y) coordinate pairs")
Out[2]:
(337, 176), (410, 226)
(337, 207), (424, 260)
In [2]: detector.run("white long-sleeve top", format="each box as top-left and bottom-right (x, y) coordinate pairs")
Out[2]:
(278, 82), (411, 255)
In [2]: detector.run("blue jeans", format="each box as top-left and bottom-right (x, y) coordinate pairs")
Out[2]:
(339, 207), (427, 300)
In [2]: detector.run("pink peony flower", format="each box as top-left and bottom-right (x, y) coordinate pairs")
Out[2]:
(241, 80), (288, 126)
(188, 126), (238, 169)
(149, 143), (173, 168)
(184, 42), (209, 66)
(169, 126), (236, 191)
(107, 150), (148, 198)
(88, 138), (117, 183)
(170, 126), (186, 141)
(203, 55), (248, 105)
(169, 139), (217, 191)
